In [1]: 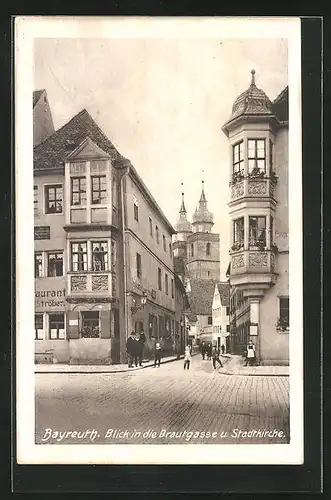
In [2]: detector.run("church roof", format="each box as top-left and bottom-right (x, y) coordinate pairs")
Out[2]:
(175, 192), (192, 233)
(192, 182), (214, 225)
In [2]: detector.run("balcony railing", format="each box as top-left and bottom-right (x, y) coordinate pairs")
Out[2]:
(230, 174), (277, 202)
(230, 248), (276, 276)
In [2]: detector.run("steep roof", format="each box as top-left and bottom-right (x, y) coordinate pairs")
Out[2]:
(272, 86), (289, 123)
(186, 279), (217, 315)
(33, 89), (44, 108)
(217, 282), (230, 306)
(34, 109), (124, 172)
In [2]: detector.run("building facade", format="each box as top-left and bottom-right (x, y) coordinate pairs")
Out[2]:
(212, 282), (230, 351)
(34, 107), (186, 364)
(222, 70), (289, 365)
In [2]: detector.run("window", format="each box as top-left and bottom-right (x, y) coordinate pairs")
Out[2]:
(226, 324), (230, 333)
(269, 139), (274, 172)
(71, 177), (86, 206)
(91, 175), (107, 204)
(35, 314), (44, 340)
(248, 139), (266, 174)
(156, 226), (159, 243)
(232, 140), (244, 174)
(169, 242), (172, 255)
(191, 244), (194, 257)
(208, 316), (212, 325)
(270, 216), (274, 245)
(136, 252), (142, 279)
(47, 251), (63, 277)
(81, 311), (99, 338)
(279, 297), (289, 328)
(49, 313), (65, 340)
(233, 217), (244, 245)
(163, 235), (166, 252)
(165, 273), (168, 295)
(249, 216), (266, 247)
(226, 306), (230, 316)
(133, 202), (139, 222)
(34, 185), (39, 216)
(171, 278), (174, 299)
(111, 240), (116, 269)
(158, 268), (162, 291)
(92, 242), (108, 271)
(149, 217), (153, 237)
(45, 184), (63, 214)
(71, 242), (88, 271)
(206, 242), (211, 256)
(35, 252), (43, 278)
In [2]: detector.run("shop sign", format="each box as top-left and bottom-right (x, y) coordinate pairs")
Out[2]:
(35, 288), (65, 309)
(34, 226), (50, 240)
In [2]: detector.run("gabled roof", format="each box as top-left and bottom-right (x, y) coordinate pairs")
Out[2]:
(186, 279), (217, 315)
(33, 89), (44, 108)
(34, 109), (124, 172)
(216, 282), (230, 306)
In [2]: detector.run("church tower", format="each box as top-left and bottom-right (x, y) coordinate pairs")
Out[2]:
(172, 186), (192, 279)
(186, 181), (220, 280)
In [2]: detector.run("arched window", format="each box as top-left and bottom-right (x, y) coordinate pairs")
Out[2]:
(191, 244), (194, 257)
(206, 242), (211, 256)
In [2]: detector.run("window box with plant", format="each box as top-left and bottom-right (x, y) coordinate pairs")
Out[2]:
(275, 318), (289, 332)
(231, 242), (244, 252)
(248, 167), (266, 179)
(270, 243), (279, 254)
(231, 171), (244, 185)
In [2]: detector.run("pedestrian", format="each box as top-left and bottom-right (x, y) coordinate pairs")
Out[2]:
(126, 331), (138, 368)
(207, 342), (212, 360)
(200, 341), (206, 360)
(244, 340), (256, 366)
(154, 340), (162, 368)
(212, 346), (223, 370)
(221, 344), (225, 355)
(137, 330), (146, 367)
(184, 345), (192, 370)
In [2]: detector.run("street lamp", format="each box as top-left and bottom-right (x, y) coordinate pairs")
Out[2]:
(131, 291), (148, 315)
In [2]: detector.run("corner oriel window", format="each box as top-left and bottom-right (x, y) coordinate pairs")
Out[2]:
(92, 242), (108, 271)
(47, 251), (63, 277)
(71, 177), (86, 206)
(91, 176), (107, 205)
(71, 242), (88, 271)
(45, 184), (63, 214)
(249, 216), (266, 247)
(248, 139), (266, 174)
(232, 140), (244, 175)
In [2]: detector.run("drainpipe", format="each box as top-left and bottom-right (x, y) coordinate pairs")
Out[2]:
(118, 163), (130, 363)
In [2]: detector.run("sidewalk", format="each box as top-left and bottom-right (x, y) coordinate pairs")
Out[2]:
(218, 354), (289, 376)
(34, 354), (185, 374)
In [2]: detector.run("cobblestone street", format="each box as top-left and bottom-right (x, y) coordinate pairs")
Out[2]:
(35, 355), (290, 445)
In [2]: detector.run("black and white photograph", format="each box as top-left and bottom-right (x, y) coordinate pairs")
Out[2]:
(15, 17), (303, 465)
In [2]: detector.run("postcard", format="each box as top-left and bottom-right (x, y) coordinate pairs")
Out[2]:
(15, 16), (303, 465)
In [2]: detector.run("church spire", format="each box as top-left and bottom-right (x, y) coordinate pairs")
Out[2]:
(179, 183), (187, 215)
(199, 179), (207, 204)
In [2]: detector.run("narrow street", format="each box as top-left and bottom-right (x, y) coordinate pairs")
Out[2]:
(35, 355), (290, 445)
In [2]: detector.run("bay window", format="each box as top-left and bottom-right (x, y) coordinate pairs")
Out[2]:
(92, 242), (108, 271)
(71, 177), (86, 206)
(232, 140), (244, 175)
(249, 216), (266, 247)
(248, 139), (266, 175)
(91, 175), (107, 204)
(71, 242), (88, 271)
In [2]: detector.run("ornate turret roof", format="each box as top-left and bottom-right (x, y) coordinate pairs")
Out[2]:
(192, 181), (214, 225)
(175, 188), (192, 233)
(230, 70), (273, 120)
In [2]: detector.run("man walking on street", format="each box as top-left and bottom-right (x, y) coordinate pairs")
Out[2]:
(126, 331), (138, 368)
(207, 342), (212, 361)
(212, 345), (223, 370)
(200, 341), (206, 360)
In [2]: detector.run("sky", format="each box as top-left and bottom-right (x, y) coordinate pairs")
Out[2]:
(34, 36), (288, 279)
